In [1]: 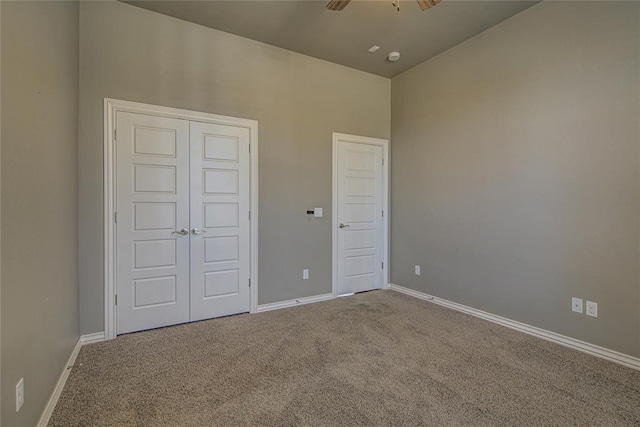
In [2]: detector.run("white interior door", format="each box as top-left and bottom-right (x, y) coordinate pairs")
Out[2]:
(336, 140), (385, 295)
(116, 112), (190, 334)
(115, 112), (252, 334)
(189, 121), (251, 321)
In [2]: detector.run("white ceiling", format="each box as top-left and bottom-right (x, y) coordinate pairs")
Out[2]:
(124, 0), (539, 78)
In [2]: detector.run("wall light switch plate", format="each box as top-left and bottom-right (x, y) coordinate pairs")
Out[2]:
(16, 378), (24, 412)
(586, 301), (598, 317)
(303, 269), (309, 280)
(415, 265), (421, 276)
(571, 297), (583, 314)
(314, 207), (323, 218)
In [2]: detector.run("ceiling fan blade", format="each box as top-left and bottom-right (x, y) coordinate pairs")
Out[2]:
(416, 0), (441, 11)
(326, 0), (352, 11)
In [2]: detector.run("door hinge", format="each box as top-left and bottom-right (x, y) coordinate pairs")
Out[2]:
(249, 211), (251, 220)
(381, 262), (384, 269)
(382, 210), (384, 218)
(249, 278), (251, 288)
(115, 294), (118, 305)
(114, 129), (117, 142)
(249, 144), (251, 153)
(382, 158), (384, 166)
(114, 212), (117, 224)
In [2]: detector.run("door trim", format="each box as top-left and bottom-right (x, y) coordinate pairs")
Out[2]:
(104, 98), (259, 340)
(332, 132), (389, 298)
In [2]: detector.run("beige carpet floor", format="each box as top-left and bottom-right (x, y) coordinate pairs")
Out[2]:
(50, 290), (640, 426)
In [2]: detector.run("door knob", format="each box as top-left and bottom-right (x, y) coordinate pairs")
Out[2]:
(171, 228), (189, 236)
(339, 223), (350, 229)
(192, 228), (207, 235)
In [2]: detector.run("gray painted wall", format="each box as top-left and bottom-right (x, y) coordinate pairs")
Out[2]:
(0, 3), (3, 422)
(1, 2), (79, 425)
(391, 1), (640, 357)
(0, 2), (3, 422)
(79, 1), (390, 334)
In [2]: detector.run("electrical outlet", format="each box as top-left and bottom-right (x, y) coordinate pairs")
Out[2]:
(571, 297), (583, 314)
(16, 378), (24, 412)
(586, 301), (598, 317)
(415, 265), (421, 276)
(303, 269), (309, 280)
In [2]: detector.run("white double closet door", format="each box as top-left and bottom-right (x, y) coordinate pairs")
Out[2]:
(116, 112), (250, 335)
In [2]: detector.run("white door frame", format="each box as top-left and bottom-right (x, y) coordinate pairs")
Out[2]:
(104, 98), (259, 340)
(332, 132), (389, 298)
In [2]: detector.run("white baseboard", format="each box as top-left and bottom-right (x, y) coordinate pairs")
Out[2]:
(389, 283), (640, 371)
(80, 332), (105, 345)
(37, 332), (106, 426)
(37, 338), (82, 427)
(256, 293), (334, 313)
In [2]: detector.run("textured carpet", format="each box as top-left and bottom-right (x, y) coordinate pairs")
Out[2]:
(51, 290), (640, 426)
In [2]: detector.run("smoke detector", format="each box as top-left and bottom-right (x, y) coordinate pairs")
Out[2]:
(387, 51), (401, 62)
